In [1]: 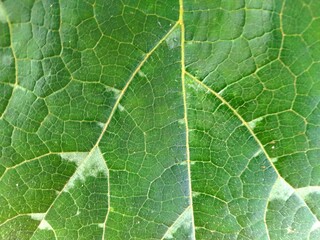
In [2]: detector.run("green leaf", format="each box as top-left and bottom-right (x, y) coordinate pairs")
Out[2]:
(0, 0), (319, 239)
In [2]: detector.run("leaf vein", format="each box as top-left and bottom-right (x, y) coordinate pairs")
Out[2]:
(179, 0), (196, 239)
(185, 70), (319, 236)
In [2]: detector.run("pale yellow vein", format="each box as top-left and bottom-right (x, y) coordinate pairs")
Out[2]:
(179, 0), (196, 239)
(186, 70), (319, 232)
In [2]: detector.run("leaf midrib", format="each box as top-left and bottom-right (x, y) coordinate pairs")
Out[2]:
(179, 0), (197, 239)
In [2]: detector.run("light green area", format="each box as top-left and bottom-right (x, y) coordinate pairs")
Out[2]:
(0, 0), (319, 239)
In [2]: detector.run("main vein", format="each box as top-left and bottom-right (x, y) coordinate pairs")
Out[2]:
(179, 0), (196, 239)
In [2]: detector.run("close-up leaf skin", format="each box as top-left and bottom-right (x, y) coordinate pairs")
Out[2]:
(0, 0), (319, 239)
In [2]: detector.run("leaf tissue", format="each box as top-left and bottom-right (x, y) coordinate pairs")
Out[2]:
(0, 0), (320, 239)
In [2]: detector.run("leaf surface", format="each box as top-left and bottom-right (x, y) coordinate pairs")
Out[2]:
(0, 0), (320, 239)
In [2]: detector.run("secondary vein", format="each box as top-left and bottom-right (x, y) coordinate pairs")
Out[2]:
(100, 21), (180, 239)
(27, 20), (180, 239)
(185, 70), (319, 225)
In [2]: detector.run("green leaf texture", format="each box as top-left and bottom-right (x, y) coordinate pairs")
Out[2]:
(0, 0), (320, 239)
